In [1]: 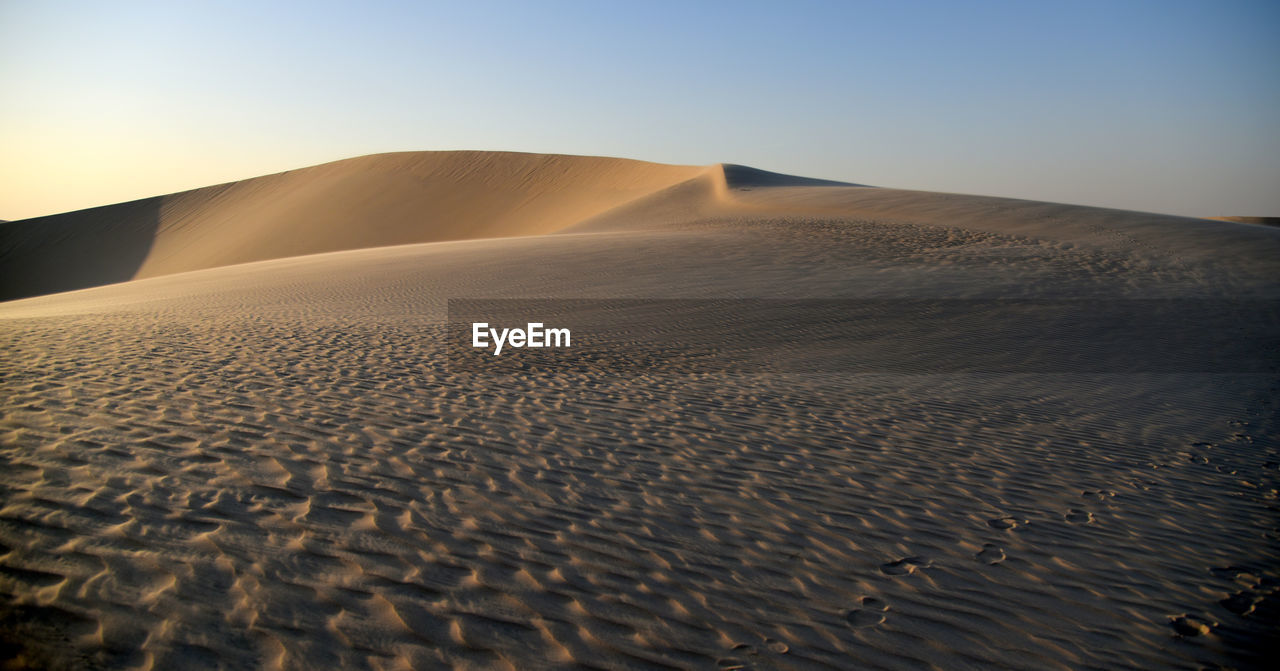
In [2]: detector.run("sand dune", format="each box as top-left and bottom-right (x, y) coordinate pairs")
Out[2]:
(0, 152), (704, 301)
(2, 152), (1278, 669)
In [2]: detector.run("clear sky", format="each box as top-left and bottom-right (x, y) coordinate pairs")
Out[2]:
(2, 0), (1278, 220)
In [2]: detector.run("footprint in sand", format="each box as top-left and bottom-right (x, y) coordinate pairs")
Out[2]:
(1064, 509), (1094, 524)
(845, 596), (890, 629)
(730, 638), (788, 658)
(880, 556), (932, 576)
(987, 516), (1024, 530)
(1220, 591), (1259, 616)
(1169, 614), (1215, 637)
(976, 543), (1006, 565)
(763, 638), (789, 654)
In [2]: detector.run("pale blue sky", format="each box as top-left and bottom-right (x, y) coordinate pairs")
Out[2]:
(2, 0), (1277, 219)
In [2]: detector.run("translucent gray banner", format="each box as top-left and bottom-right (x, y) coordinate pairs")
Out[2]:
(447, 299), (1279, 374)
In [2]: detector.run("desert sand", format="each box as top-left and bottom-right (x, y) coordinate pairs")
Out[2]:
(1, 151), (1278, 669)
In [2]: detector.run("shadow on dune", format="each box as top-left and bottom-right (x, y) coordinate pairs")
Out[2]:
(719, 164), (864, 189)
(0, 197), (161, 302)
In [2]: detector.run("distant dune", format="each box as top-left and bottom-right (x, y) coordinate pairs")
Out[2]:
(1208, 216), (1280, 227)
(2, 152), (1278, 670)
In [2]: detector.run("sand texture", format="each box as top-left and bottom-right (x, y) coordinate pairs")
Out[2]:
(2, 152), (1279, 669)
